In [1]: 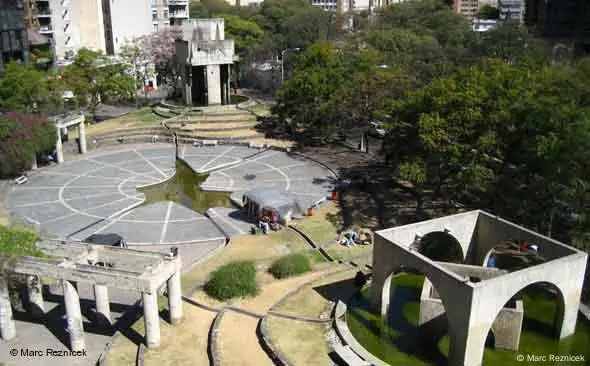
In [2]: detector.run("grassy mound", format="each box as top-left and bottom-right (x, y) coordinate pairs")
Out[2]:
(269, 253), (312, 279)
(204, 261), (258, 300)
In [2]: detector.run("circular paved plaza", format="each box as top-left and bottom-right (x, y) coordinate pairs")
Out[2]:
(7, 144), (335, 247)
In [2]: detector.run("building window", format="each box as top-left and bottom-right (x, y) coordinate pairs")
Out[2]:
(163, 9), (168, 18)
(152, 10), (157, 20)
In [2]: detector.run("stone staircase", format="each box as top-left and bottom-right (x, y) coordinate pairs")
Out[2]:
(86, 100), (293, 149)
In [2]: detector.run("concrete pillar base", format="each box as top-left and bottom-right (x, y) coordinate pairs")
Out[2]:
(0, 279), (16, 340)
(26, 275), (44, 318)
(142, 291), (160, 348)
(79, 121), (87, 154)
(93, 284), (111, 326)
(62, 280), (85, 351)
(167, 270), (182, 325)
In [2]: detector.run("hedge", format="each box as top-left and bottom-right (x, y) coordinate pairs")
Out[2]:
(268, 253), (311, 279)
(204, 261), (258, 300)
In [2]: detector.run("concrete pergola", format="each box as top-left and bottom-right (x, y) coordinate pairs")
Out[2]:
(370, 210), (588, 366)
(47, 113), (87, 165)
(0, 240), (182, 351)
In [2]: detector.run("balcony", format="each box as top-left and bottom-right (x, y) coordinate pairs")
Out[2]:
(168, 0), (188, 5)
(39, 25), (53, 34)
(170, 10), (189, 18)
(34, 8), (51, 17)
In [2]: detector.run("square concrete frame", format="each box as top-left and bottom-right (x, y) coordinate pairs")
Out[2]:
(370, 210), (588, 366)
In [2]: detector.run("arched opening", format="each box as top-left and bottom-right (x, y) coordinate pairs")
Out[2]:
(485, 330), (496, 348)
(417, 231), (464, 263)
(348, 267), (451, 364)
(483, 281), (568, 363)
(481, 238), (546, 269)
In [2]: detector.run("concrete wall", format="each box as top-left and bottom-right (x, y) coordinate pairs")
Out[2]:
(71, 0), (106, 54)
(376, 210), (479, 260)
(108, 0), (152, 54)
(181, 18), (225, 42)
(491, 300), (523, 350)
(473, 212), (578, 266)
(371, 211), (588, 366)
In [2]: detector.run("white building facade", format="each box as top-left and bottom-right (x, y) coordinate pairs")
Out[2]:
(151, 0), (189, 31)
(33, 0), (152, 60)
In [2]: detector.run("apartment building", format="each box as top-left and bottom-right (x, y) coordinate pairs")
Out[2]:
(311, 0), (371, 12)
(498, 0), (524, 22)
(151, 0), (189, 31)
(31, 0), (151, 60)
(0, 0), (28, 71)
(452, 0), (500, 21)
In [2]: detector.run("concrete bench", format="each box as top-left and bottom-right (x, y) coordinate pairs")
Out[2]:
(333, 345), (371, 366)
(249, 142), (265, 149)
(202, 140), (218, 146)
(15, 176), (28, 184)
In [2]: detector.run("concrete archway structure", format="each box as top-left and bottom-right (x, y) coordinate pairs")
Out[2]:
(371, 210), (587, 366)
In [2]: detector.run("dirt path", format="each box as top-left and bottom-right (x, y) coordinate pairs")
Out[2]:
(217, 312), (274, 366)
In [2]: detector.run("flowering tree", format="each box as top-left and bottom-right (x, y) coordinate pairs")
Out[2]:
(0, 112), (55, 177)
(136, 28), (184, 83)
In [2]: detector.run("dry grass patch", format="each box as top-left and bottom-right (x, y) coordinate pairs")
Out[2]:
(235, 269), (328, 313)
(218, 312), (273, 366)
(276, 268), (357, 318)
(107, 303), (215, 366)
(181, 231), (308, 292)
(106, 335), (137, 366)
(324, 243), (373, 262)
(266, 316), (331, 366)
(292, 203), (340, 246)
(85, 108), (162, 136)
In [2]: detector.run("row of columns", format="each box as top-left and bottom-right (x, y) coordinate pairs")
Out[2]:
(0, 270), (183, 351)
(49, 122), (87, 167)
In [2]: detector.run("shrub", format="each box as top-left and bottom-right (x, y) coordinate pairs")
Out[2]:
(203, 261), (257, 300)
(268, 253), (311, 279)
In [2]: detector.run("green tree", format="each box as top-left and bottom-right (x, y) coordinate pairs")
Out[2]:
(61, 48), (135, 114)
(0, 112), (55, 177)
(221, 14), (265, 56)
(0, 62), (48, 113)
(273, 41), (345, 140)
(476, 5), (500, 19)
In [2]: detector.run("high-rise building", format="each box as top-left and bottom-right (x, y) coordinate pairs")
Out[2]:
(29, 0), (151, 60)
(0, 0), (28, 71)
(499, 0), (524, 22)
(151, 0), (189, 32)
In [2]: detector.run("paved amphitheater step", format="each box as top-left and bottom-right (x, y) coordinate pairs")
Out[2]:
(333, 345), (372, 366)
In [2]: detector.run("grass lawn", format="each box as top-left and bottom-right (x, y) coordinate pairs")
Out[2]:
(324, 243), (373, 262)
(180, 229), (309, 293)
(266, 316), (331, 366)
(347, 273), (590, 365)
(85, 107), (163, 136)
(291, 204), (340, 246)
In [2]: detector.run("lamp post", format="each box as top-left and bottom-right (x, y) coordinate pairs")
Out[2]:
(280, 48), (301, 83)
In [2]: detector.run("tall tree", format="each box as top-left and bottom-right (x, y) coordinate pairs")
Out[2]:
(0, 62), (47, 113)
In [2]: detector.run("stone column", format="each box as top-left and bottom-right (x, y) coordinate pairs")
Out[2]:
(31, 153), (38, 170)
(0, 278), (15, 340)
(142, 291), (160, 348)
(26, 275), (44, 318)
(227, 64), (231, 104)
(93, 285), (111, 326)
(206, 64), (221, 105)
(62, 280), (85, 351)
(56, 127), (64, 164)
(79, 121), (87, 154)
(167, 271), (182, 325)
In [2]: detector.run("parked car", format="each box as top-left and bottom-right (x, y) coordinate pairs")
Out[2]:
(368, 121), (386, 138)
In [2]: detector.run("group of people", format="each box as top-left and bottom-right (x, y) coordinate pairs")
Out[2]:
(340, 231), (360, 247)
